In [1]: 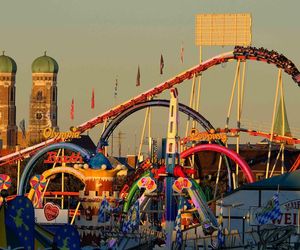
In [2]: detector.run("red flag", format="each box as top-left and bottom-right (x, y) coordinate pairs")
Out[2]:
(180, 43), (184, 64)
(136, 66), (141, 86)
(91, 88), (95, 109)
(70, 98), (74, 120)
(160, 54), (164, 75)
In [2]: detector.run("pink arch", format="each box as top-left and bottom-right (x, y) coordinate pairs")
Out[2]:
(180, 144), (255, 183)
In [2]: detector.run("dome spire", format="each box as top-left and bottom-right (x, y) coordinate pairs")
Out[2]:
(32, 53), (58, 73)
(0, 52), (17, 73)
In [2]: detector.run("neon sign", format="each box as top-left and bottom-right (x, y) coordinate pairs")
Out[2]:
(44, 151), (83, 164)
(182, 128), (227, 144)
(43, 127), (81, 140)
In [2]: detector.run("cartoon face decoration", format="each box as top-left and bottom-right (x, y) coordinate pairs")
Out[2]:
(172, 177), (192, 193)
(137, 177), (157, 193)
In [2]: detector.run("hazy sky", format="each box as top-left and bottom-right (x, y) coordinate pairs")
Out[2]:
(1, 0), (299, 153)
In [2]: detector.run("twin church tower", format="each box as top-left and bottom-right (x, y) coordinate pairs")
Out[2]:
(0, 52), (59, 149)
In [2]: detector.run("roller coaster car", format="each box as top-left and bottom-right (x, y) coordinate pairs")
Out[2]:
(202, 221), (216, 236)
(293, 74), (300, 85)
(181, 210), (195, 226)
(120, 184), (129, 199)
(151, 165), (193, 179)
(141, 158), (152, 169)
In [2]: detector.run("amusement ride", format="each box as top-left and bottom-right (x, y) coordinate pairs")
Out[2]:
(0, 38), (300, 249)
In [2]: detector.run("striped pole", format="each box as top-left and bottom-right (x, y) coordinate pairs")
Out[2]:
(165, 88), (179, 248)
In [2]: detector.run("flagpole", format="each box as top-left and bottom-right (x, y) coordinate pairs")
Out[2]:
(102, 118), (108, 155)
(112, 77), (118, 156)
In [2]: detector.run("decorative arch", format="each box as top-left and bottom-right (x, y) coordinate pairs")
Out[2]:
(180, 144), (255, 183)
(42, 167), (86, 183)
(27, 167), (86, 202)
(18, 142), (91, 196)
(97, 99), (215, 149)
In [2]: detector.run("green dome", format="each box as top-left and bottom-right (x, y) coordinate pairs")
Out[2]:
(0, 53), (17, 73)
(32, 53), (59, 73)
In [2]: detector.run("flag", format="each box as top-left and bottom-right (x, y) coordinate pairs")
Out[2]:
(214, 199), (225, 248)
(91, 88), (95, 109)
(256, 192), (281, 225)
(122, 200), (140, 233)
(19, 119), (26, 139)
(5, 196), (35, 249)
(98, 197), (112, 223)
(160, 54), (164, 75)
(180, 43), (184, 64)
(70, 98), (74, 120)
(274, 98), (292, 137)
(136, 66), (141, 86)
(217, 225), (225, 248)
(174, 198), (183, 249)
(53, 225), (81, 250)
(114, 78), (118, 98)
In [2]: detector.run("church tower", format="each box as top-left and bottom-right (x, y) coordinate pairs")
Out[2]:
(0, 52), (18, 149)
(28, 52), (59, 144)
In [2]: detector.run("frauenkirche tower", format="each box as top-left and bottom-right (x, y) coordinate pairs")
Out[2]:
(28, 52), (59, 144)
(0, 52), (18, 149)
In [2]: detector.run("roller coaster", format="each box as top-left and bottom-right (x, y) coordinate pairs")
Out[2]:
(0, 46), (299, 249)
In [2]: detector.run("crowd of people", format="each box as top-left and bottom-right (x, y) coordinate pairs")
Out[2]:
(234, 46), (300, 85)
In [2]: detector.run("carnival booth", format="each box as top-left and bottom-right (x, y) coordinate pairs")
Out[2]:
(216, 170), (300, 248)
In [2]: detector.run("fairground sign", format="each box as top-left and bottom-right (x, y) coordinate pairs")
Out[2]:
(43, 127), (81, 140)
(44, 151), (83, 164)
(250, 199), (300, 226)
(181, 128), (227, 144)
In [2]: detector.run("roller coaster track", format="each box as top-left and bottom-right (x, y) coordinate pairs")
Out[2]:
(223, 128), (300, 144)
(180, 128), (300, 145)
(1, 47), (299, 166)
(289, 154), (300, 172)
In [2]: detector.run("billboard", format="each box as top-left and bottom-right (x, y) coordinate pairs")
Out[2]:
(195, 13), (252, 46)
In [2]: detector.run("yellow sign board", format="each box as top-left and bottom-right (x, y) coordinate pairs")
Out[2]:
(43, 127), (81, 140)
(195, 13), (252, 46)
(182, 128), (227, 144)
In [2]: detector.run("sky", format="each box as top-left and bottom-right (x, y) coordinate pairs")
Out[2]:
(0, 0), (299, 154)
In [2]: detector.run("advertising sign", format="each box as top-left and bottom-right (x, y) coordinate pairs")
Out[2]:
(250, 199), (300, 226)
